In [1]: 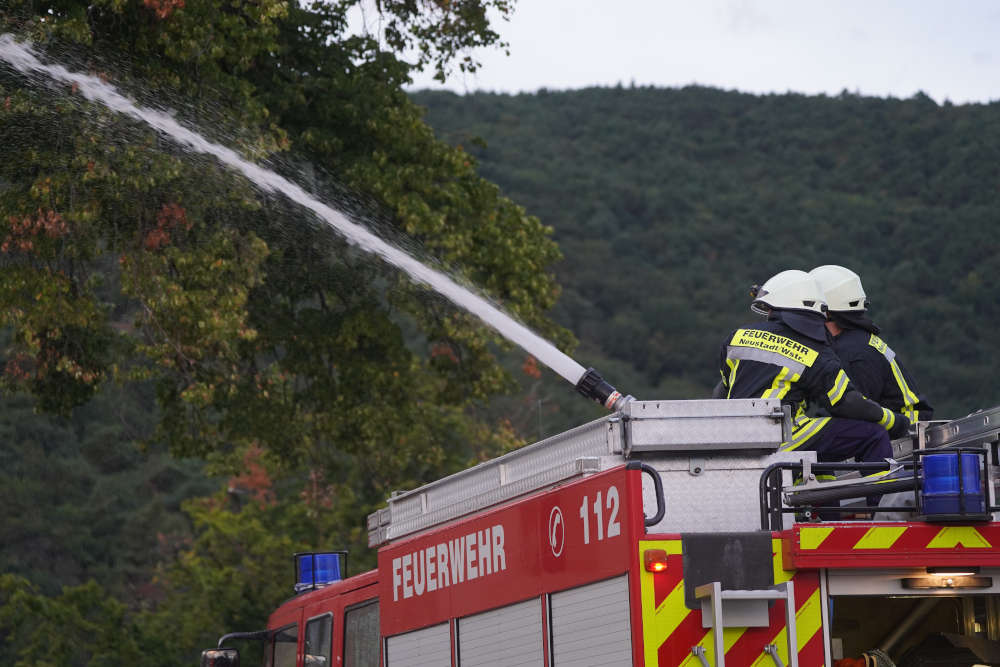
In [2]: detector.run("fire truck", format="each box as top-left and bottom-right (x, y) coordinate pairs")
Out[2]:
(201, 396), (1000, 667)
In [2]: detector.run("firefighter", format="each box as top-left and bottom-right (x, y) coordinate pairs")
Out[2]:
(715, 269), (910, 463)
(809, 265), (933, 423)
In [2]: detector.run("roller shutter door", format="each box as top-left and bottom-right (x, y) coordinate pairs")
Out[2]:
(458, 597), (543, 666)
(550, 574), (631, 667)
(385, 622), (450, 667)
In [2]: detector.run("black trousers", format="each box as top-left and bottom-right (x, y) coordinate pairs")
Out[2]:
(803, 418), (893, 463)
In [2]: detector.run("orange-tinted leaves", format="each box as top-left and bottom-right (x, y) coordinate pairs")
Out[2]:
(2, 209), (69, 253)
(143, 0), (186, 20)
(227, 444), (275, 507)
(144, 203), (190, 250)
(521, 355), (542, 379)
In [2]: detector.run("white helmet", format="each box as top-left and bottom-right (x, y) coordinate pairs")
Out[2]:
(809, 265), (868, 312)
(750, 269), (827, 317)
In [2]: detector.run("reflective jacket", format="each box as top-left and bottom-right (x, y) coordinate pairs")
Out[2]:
(717, 317), (900, 449)
(719, 318), (851, 412)
(830, 327), (933, 422)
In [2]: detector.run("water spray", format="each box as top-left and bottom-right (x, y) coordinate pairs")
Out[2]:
(0, 34), (633, 412)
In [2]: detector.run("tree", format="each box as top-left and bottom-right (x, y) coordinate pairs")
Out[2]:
(0, 574), (147, 667)
(1, 0), (570, 659)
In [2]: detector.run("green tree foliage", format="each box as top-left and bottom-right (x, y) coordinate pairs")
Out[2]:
(0, 0), (565, 495)
(0, 383), (214, 600)
(414, 86), (1000, 421)
(136, 493), (299, 666)
(0, 1), (567, 662)
(0, 574), (147, 666)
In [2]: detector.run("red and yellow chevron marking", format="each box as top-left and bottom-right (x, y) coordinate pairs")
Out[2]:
(784, 523), (1000, 569)
(639, 539), (824, 666)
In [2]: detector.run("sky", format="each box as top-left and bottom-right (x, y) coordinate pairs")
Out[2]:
(401, 1), (1000, 104)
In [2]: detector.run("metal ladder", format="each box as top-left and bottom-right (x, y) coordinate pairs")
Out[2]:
(690, 581), (798, 667)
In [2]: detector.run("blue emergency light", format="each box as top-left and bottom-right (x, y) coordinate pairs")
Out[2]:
(921, 452), (984, 517)
(294, 551), (347, 593)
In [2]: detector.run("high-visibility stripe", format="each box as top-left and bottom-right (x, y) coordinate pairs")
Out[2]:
(871, 333), (922, 422)
(640, 541), (692, 667)
(748, 587), (822, 667)
(728, 345), (808, 376)
(889, 359), (915, 399)
(780, 417), (830, 451)
(643, 538), (826, 666)
(888, 358), (921, 422)
(826, 369), (849, 406)
(725, 359), (740, 399)
(878, 407), (895, 430)
(869, 470), (904, 485)
(700, 560), (823, 667)
(728, 556), (822, 667)
(799, 526), (835, 550)
(761, 367), (787, 399)
(682, 626), (747, 666)
(772, 538), (794, 584)
(927, 527), (992, 549)
(868, 334), (891, 357)
(853, 526), (907, 549)
(788, 524), (1000, 568)
(778, 370), (801, 400)
(762, 367), (795, 400)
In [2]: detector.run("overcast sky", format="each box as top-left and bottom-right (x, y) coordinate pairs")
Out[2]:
(402, 1), (1000, 104)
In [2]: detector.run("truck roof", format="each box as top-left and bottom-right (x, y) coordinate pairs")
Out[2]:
(268, 568), (378, 624)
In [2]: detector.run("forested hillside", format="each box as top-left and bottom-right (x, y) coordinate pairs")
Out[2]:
(413, 86), (1000, 420)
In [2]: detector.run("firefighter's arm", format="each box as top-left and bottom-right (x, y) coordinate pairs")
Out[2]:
(828, 388), (881, 421)
(829, 389), (911, 439)
(712, 365), (728, 399)
(898, 358), (935, 422)
(711, 379), (726, 399)
(824, 368), (911, 438)
(713, 342), (731, 399)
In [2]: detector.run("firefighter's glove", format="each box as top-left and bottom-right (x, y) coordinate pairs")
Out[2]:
(883, 410), (911, 440)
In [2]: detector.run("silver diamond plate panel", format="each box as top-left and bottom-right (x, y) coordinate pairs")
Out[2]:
(374, 415), (626, 543)
(640, 450), (815, 533)
(624, 399), (787, 452)
(367, 398), (816, 545)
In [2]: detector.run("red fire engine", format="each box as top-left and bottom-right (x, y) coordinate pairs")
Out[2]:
(202, 399), (1000, 667)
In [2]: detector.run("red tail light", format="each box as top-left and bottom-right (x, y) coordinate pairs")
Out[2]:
(644, 548), (668, 573)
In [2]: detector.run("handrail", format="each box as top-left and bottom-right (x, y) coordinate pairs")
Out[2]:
(217, 630), (270, 648)
(627, 461), (666, 528)
(759, 461), (913, 530)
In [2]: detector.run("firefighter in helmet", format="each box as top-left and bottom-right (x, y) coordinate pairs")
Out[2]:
(809, 265), (933, 424)
(715, 269), (910, 462)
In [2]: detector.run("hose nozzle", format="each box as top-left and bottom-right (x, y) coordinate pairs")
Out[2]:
(575, 367), (633, 412)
